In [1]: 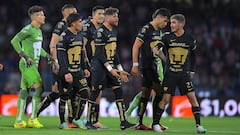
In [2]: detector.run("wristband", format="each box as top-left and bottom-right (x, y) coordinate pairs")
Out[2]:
(117, 64), (124, 71)
(133, 62), (139, 67)
(106, 65), (113, 71)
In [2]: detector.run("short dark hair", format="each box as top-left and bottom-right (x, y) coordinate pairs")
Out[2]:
(61, 4), (75, 12)
(104, 7), (119, 16)
(170, 14), (186, 25)
(92, 5), (104, 13)
(28, 5), (43, 17)
(152, 8), (171, 19)
(67, 13), (81, 27)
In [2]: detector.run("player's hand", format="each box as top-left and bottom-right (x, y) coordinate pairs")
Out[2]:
(131, 66), (140, 77)
(0, 64), (3, 71)
(52, 61), (59, 74)
(84, 69), (90, 77)
(23, 57), (34, 68)
(46, 54), (55, 65)
(110, 68), (120, 78)
(119, 70), (130, 82)
(64, 73), (73, 84)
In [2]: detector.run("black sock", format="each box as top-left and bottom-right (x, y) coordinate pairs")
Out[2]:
(93, 104), (100, 123)
(152, 95), (161, 124)
(137, 97), (148, 124)
(192, 106), (201, 127)
(37, 92), (59, 117)
(115, 99), (126, 122)
(59, 98), (67, 124)
(87, 100), (96, 123)
(152, 107), (164, 125)
(75, 97), (87, 120)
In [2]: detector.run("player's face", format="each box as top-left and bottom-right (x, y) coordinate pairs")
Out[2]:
(73, 19), (83, 31)
(109, 13), (119, 27)
(170, 19), (182, 33)
(156, 16), (169, 29)
(32, 11), (45, 25)
(93, 9), (105, 24)
(64, 8), (77, 18)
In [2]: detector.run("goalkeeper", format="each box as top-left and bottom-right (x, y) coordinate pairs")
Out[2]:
(11, 5), (55, 128)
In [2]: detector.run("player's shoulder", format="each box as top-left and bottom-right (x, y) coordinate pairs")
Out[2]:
(55, 20), (66, 29)
(139, 24), (151, 33)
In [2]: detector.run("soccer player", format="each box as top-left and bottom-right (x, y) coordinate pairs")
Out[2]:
(82, 5), (107, 128)
(86, 7), (135, 130)
(125, 31), (165, 118)
(37, 4), (77, 119)
(152, 14), (207, 134)
(0, 63), (3, 71)
(131, 8), (170, 131)
(11, 5), (55, 128)
(57, 13), (90, 129)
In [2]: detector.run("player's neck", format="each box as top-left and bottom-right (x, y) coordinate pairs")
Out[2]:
(92, 20), (101, 28)
(174, 29), (184, 37)
(68, 27), (78, 35)
(31, 21), (41, 28)
(150, 21), (159, 30)
(103, 22), (112, 30)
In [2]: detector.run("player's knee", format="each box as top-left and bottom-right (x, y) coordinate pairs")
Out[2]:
(113, 87), (123, 100)
(33, 87), (43, 97)
(78, 88), (88, 99)
(89, 87), (100, 101)
(49, 92), (59, 101)
(60, 93), (69, 100)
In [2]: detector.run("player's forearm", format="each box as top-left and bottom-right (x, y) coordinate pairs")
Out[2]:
(49, 34), (60, 60)
(11, 36), (23, 54)
(132, 45), (140, 66)
(97, 46), (108, 64)
(113, 52), (121, 65)
(81, 50), (87, 70)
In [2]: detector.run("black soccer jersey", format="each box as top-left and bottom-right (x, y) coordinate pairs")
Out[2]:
(160, 32), (197, 72)
(93, 25), (120, 67)
(52, 20), (67, 36)
(137, 23), (162, 69)
(57, 29), (86, 75)
(82, 21), (98, 62)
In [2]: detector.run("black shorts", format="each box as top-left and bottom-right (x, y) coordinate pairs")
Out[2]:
(161, 71), (194, 95)
(58, 70), (88, 95)
(141, 68), (161, 88)
(91, 59), (121, 90)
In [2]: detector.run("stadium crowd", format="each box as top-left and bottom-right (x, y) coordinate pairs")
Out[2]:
(0, 0), (239, 98)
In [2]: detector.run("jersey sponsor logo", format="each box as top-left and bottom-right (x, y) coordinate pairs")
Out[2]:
(35, 36), (43, 40)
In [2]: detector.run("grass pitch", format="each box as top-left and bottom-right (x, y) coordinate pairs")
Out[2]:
(0, 116), (239, 135)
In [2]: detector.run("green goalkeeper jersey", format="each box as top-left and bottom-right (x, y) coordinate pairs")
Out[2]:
(11, 24), (47, 66)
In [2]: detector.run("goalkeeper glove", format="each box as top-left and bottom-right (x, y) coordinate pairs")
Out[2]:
(19, 51), (33, 68)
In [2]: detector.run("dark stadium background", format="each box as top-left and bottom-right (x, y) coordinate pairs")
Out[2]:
(0, 0), (239, 116)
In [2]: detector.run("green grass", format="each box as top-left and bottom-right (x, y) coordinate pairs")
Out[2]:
(0, 116), (239, 135)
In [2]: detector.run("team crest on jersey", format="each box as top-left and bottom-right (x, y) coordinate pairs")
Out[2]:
(141, 27), (146, 33)
(97, 32), (102, 38)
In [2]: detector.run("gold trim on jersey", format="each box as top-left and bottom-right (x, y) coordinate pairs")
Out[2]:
(57, 48), (66, 51)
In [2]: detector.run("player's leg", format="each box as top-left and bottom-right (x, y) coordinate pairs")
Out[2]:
(92, 90), (107, 128)
(13, 77), (29, 128)
(25, 67), (44, 128)
(72, 74), (88, 129)
(125, 91), (142, 118)
(58, 80), (71, 129)
(182, 73), (206, 134)
(111, 86), (135, 130)
(37, 74), (59, 117)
